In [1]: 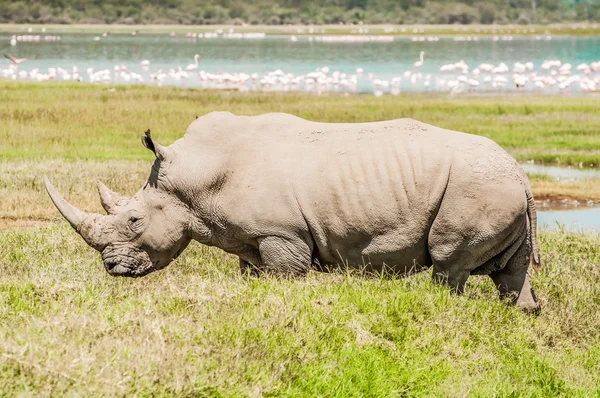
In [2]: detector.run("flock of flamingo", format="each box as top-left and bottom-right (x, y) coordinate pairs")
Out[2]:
(2, 36), (600, 95)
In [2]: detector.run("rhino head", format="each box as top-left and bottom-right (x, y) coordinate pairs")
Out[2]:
(45, 131), (192, 277)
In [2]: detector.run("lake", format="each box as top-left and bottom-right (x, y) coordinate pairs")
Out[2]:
(538, 206), (600, 233)
(2, 32), (599, 93)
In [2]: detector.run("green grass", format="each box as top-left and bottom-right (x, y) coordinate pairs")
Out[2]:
(0, 224), (599, 395)
(1, 81), (599, 167)
(1, 22), (600, 36)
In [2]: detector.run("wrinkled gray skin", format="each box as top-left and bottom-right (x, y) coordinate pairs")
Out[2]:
(45, 112), (541, 311)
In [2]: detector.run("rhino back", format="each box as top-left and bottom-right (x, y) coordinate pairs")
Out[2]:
(176, 113), (516, 271)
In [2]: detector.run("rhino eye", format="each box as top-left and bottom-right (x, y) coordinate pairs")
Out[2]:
(128, 216), (144, 233)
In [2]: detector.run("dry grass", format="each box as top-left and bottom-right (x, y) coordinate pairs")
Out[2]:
(0, 160), (148, 220)
(531, 178), (600, 203)
(2, 160), (599, 226)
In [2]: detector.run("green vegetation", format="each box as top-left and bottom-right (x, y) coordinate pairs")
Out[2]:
(1, 224), (599, 395)
(1, 81), (599, 394)
(0, 0), (599, 26)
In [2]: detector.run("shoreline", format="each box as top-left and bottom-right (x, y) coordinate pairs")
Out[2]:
(1, 23), (599, 37)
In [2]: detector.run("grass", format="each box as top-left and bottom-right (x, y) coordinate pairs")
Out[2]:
(1, 81), (599, 167)
(1, 22), (600, 36)
(1, 81), (600, 395)
(0, 160), (148, 221)
(0, 224), (599, 395)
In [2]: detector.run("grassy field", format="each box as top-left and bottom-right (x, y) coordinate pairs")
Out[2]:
(1, 81), (599, 166)
(0, 224), (599, 396)
(1, 23), (600, 36)
(1, 81), (600, 395)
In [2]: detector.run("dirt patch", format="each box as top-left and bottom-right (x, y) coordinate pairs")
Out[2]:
(0, 218), (53, 231)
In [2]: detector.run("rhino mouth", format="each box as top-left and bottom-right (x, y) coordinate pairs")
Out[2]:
(103, 254), (155, 278)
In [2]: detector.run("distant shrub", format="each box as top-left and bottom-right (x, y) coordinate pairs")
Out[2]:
(517, 13), (531, 24)
(230, 17), (246, 25)
(478, 3), (497, 24)
(267, 15), (281, 25)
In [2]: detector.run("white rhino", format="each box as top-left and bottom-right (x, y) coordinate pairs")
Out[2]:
(45, 112), (541, 311)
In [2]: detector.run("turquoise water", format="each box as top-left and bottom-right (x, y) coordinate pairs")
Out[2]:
(2, 33), (599, 92)
(538, 207), (600, 232)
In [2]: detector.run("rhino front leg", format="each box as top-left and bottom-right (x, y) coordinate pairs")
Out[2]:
(257, 236), (313, 277)
(239, 258), (261, 277)
(431, 264), (470, 294)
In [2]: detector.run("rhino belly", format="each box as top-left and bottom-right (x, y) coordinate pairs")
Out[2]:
(311, 225), (433, 274)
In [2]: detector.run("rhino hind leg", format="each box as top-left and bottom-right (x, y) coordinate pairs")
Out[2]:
(257, 236), (313, 277)
(489, 235), (540, 313)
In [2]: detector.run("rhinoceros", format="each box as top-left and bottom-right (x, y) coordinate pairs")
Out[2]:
(45, 112), (541, 310)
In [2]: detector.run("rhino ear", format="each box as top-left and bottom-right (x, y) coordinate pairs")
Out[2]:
(142, 129), (169, 161)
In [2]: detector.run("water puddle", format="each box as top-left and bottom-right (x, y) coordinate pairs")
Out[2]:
(518, 163), (600, 232)
(538, 206), (600, 232)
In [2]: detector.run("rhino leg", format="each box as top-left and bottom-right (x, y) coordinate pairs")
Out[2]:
(489, 236), (540, 313)
(257, 236), (312, 277)
(239, 258), (261, 277)
(431, 263), (470, 294)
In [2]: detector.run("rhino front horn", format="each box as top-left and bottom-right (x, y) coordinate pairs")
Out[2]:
(44, 176), (86, 229)
(44, 177), (108, 251)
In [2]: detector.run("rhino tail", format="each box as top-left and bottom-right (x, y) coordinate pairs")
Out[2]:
(526, 187), (541, 270)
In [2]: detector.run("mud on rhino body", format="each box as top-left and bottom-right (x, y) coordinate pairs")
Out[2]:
(45, 112), (541, 311)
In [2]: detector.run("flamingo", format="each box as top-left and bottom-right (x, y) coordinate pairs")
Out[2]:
(492, 63), (509, 74)
(4, 54), (27, 64)
(185, 54), (200, 71)
(514, 75), (528, 88)
(413, 51), (424, 68)
(440, 63), (456, 72)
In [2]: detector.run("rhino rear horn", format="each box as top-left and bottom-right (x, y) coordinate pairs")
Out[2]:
(142, 129), (170, 161)
(97, 181), (129, 215)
